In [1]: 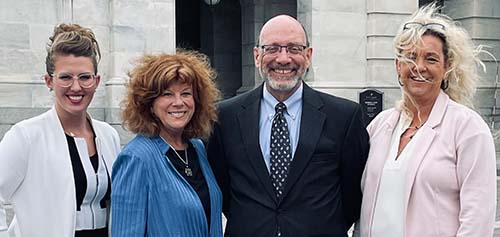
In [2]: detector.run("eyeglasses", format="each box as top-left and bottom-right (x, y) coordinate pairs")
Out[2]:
(259, 45), (307, 55)
(52, 73), (96, 88)
(403, 22), (445, 32)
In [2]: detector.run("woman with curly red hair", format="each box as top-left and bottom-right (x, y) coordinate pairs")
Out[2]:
(111, 50), (222, 236)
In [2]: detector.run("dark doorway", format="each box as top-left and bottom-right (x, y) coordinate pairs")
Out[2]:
(176, 0), (242, 99)
(176, 0), (201, 50)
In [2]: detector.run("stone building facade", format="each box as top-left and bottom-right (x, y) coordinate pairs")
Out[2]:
(0, 0), (499, 148)
(1, 0), (500, 232)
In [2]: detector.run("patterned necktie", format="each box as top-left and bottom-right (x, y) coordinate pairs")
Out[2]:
(270, 102), (291, 198)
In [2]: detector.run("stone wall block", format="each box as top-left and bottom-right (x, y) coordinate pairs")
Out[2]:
(91, 25), (112, 56)
(312, 0), (365, 13)
(367, 13), (409, 36)
(0, 108), (49, 124)
(111, 124), (135, 146)
(315, 12), (366, 38)
(0, 84), (32, 107)
(459, 18), (500, 39)
(477, 61), (500, 87)
(105, 83), (127, 108)
(473, 40), (500, 62)
(1, 49), (37, 74)
(0, 0), (57, 24)
(367, 36), (394, 59)
(112, 26), (146, 52)
(0, 23), (29, 49)
(29, 24), (55, 52)
(0, 125), (12, 140)
(445, 0), (500, 18)
(367, 59), (398, 85)
(113, 1), (173, 28)
(109, 52), (142, 79)
(72, 0), (110, 25)
(145, 26), (175, 54)
(366, 0), (417, 13)
(105, 107), (123, 124)
(32, 84), (54, 108)
(89, 87), (107, 108)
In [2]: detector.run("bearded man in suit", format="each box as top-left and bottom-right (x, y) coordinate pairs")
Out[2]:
(207, 14), (369, 236)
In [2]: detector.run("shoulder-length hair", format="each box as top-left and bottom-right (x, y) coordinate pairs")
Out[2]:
(394, 3), (487, 115)
(121, 49), (221, 139)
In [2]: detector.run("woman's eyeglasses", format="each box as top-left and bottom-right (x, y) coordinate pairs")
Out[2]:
(52, 73), (96, 88)
(403, 22), (445, 32)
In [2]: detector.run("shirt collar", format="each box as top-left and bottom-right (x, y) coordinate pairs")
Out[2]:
(262, 82), (303, 121)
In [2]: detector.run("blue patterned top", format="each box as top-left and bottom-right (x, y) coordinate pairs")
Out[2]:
(111, 135), (223, 236)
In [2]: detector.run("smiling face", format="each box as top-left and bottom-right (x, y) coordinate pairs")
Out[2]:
(254, 15), (312, 100)
(152, 81), (195, 138)
(45, 55), (100, 118)
(397, 34), (448, 102)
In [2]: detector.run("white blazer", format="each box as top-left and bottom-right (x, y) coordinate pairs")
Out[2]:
(0, 107), (120, 237)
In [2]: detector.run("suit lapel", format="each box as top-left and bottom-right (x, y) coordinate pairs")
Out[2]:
(237, 84), (278, 202)
(403, 91), (448, 210)
(281, 84), (325, 200)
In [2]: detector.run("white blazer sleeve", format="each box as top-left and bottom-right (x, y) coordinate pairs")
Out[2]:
(0, 125), (30, 235)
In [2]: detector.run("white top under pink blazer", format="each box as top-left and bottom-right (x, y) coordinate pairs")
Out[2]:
(358, 90), (496, 237)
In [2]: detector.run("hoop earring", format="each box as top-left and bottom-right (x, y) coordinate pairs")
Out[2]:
(398, 75), (403, 87)
(441, 80), (449, 90)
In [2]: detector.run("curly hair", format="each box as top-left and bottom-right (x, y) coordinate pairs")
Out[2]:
(394, 3), (487, 116)
(45, 23), (101, 76)
(121, 50), (221, 139)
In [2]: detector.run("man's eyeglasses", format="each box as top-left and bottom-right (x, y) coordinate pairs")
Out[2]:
(52, 73), (96, 88)
(403, 22), (445, 32)
(259, 45), (307, 55)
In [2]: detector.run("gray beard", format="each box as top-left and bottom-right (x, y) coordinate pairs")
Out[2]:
(259, 69), (304, 92)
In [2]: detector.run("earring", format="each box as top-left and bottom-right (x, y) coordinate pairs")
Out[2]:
(398, 75), (403, 87)
(49, 88), (53, 92)
(441, 80), (449, 90)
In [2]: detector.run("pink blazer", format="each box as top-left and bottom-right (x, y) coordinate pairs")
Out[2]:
(358, 91), (496, 237)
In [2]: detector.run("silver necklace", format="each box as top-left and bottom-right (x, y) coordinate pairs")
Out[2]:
(159, 136), (193, 176)
(171, 148), (192, 177)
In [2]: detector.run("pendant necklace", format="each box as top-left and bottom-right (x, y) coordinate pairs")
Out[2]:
(171, 148), (193, 177)
(159, 136), (193, 177)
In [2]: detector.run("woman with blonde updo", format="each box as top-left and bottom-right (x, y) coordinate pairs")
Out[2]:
(0, 23), (120, 237)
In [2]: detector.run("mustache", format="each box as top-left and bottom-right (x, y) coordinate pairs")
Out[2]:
(268, 64), (298, 70)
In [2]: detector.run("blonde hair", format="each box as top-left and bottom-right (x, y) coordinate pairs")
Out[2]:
(121, 49), (221, 139)
(45, 23), (101, 76)
(394, 3), (487, 116)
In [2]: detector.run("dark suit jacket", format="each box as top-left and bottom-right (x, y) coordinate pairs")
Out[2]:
(207, 82), (369, 237)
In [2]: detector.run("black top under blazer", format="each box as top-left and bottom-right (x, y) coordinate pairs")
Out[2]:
(207, 82), (370, 237)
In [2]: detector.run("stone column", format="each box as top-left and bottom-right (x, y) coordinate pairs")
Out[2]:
(444, 0), (500, 122)
(0, 0), (60, 138)
(303, 0), (369, 102)
(365, 0), (418, 108)
(443, 0), (500, 166)
(107, 0), (176, 144)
